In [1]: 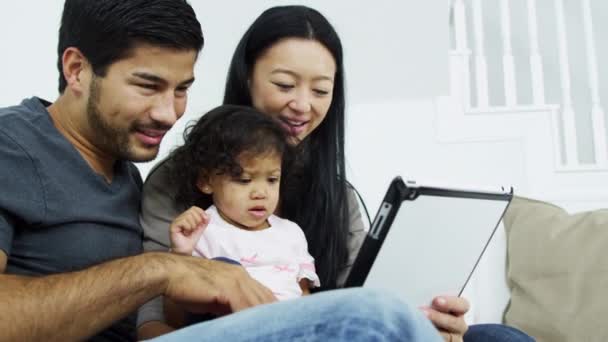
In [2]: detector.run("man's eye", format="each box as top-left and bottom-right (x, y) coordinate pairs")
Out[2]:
(138, 84), (158, 90)
(175, 86), (190, 98)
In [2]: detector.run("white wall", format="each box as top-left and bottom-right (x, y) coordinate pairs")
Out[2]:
(0, 0), (448, 189)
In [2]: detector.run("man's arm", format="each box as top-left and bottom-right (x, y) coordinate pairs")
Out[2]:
(0, 251), (277, 342)
(0, 251), (168, 342)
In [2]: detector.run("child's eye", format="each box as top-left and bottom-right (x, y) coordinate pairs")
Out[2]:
(268, 177), (280, 184)
(234, 178), (251, 184)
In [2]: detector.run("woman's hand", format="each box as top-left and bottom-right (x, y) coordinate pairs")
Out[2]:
(170, 206), (209, 255)
(421, 296), (469, 342)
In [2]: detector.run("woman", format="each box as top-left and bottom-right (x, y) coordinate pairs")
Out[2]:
(137, 5), (532, 342)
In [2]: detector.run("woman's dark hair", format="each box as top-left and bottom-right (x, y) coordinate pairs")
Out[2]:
(223, 5), (349, 289)
(57, 0), (204, 93)
(170, 105), (290, 210)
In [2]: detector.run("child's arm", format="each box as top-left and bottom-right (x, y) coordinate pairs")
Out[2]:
(170, 206), (209, 255)
(299, 279), (311, 296)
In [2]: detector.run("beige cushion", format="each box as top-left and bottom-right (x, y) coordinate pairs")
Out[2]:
(503, 196), (608, 342)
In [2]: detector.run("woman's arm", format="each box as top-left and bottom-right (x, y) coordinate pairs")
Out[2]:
(137, 159), (188, 338)
(336, 186), (368, 288)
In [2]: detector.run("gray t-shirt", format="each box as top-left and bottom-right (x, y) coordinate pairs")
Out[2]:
(0, 98), (143, 341)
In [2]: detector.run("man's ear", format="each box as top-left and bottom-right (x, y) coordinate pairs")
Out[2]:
(196, 176), (213, 195)
(61, 47), (91, 96)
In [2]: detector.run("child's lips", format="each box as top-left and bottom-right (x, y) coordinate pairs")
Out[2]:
(248, 207), (267, 218)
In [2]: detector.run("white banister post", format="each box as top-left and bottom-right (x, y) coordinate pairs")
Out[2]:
(527, 0), (546, 106)
(453, 0), (468, 51)
(555, 0), (578, 166)
(453, 0), (472, 109)
(581, 0), (607, 167)
(472, 0), (489, 108)
(501, 0), (517, 107)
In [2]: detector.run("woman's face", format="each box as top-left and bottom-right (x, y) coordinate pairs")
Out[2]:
(249, 38), (336, 144)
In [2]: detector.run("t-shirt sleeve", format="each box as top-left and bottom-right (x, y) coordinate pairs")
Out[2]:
(0, 129), (46, 257)
(140, 159), (181, 252)
(292, 223), (321, 288)
(336, 186), (367, 288)
(0, 210), (15, 257)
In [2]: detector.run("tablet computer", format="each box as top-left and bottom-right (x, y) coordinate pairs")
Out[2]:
(344, 176), (513, 307)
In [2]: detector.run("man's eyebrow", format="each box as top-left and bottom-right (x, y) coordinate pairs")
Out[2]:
(131, 73), (195, 87)
(179, 77), (196, 87)
(132, 72), (166, 84)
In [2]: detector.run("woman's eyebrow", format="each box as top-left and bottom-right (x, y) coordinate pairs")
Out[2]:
(270, 69), (333, 82)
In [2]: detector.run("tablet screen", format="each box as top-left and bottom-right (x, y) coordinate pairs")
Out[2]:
(363, 192), (509, 307)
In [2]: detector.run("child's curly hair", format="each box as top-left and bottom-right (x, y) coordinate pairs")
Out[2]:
(169, 105), (290, 209)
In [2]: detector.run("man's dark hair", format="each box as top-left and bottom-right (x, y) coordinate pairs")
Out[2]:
(57, 0), (204, 93)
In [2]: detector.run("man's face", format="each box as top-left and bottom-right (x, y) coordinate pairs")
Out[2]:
(85, 44), (197, 162)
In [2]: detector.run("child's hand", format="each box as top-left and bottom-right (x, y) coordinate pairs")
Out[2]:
(170, 206), (209, 255)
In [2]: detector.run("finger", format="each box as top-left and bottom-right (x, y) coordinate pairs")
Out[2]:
(431, 296), (470, 316)
(192, 221), (208, 241)
(422, 307), (468, 335)
(193, 206), (209, 221)
(189, 206), (208, 224)
(438, 331), (451, 342)
(185, 215), (199, 233)
(233, 270), (275, 309)
(170, 220), (188, 234)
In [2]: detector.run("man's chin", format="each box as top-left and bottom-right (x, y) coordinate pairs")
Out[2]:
(123, 145), (161, 163)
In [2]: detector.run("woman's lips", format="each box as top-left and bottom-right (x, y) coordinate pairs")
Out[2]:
(278, 117), (308, 136)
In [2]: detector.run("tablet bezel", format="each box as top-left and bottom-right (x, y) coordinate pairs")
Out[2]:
(344, 176), (513, 292)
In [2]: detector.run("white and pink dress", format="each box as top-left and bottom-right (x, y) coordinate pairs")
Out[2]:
(193, 205), (321, 300)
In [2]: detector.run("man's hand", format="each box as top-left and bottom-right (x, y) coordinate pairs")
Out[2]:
(170, 206), (208, 255)
(421, 296), (469, 342)
(162, 254), (277, 315)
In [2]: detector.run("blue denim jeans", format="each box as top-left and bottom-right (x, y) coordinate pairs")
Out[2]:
(150, 288), (442, 341)
(465, 323), (535, 342)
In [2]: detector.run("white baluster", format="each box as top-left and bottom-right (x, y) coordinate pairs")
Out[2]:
(452, 0), (472, 109)
(472, 0), (489, 108)
(582, 0), (607, 166)
(453, 0), (468, 51)
(555, 0), (578, 166)
(501, 0), (517, 107)
(527, 0), (545, 105)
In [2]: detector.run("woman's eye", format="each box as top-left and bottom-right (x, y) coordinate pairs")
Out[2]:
(313, 89), (329, 96)
(273, 82), (294, 91)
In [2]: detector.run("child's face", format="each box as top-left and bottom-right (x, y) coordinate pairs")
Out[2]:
(201, 152), (282, 230)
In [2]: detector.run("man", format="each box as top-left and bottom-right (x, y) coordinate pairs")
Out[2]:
(0, 1), (441, 341)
